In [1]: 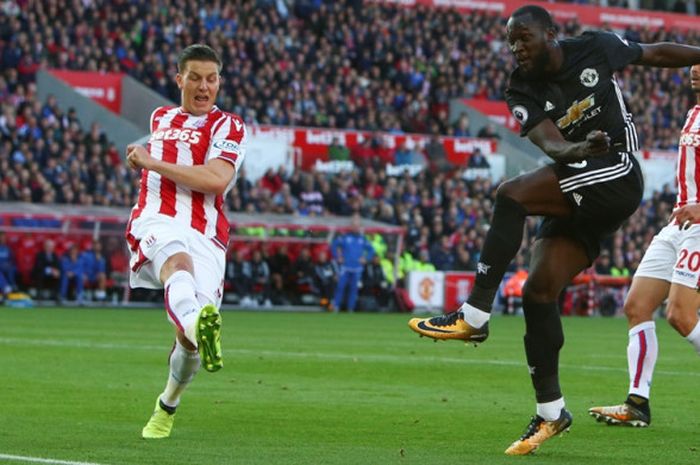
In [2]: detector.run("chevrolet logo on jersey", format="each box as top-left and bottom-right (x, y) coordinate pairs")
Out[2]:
(556, 95), (595, 130)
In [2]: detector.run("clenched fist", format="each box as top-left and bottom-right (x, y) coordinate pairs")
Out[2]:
(584, 130), (611, 157)
(126, 144), (152, 170)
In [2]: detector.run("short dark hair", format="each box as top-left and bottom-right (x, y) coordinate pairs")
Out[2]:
(510, 5), (556, 31)
(177, 44), (222, 73)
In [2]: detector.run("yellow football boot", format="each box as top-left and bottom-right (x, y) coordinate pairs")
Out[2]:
(197, 304), (223, 372)
(142, 398), (176, 439)
(505, 409), (572, 455)
(408, 311), (489, 343)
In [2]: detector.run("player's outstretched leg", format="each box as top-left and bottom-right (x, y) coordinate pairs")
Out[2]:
(505, 408), (572, 455)
(407, 305), (489, 343)
(407, 191), (529, 343)
(142, 397), (176, 439)
(197, 304), (223, 372)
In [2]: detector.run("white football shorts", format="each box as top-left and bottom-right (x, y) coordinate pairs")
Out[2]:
(634, 222), (700, 290)
(127, 215), (225, 307)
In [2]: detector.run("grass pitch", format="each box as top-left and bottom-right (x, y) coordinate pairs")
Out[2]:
(0, 307), (699, 465)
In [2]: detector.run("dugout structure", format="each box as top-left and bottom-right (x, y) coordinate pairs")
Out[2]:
(0, 202), (404, 307)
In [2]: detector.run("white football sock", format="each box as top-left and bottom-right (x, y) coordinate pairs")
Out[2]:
(685, 319), (700, 355)
(164, 270), (200, 345)
(536, 397), (565, 421)
(459, 302), (490, 328)
(160, 338), (201, 408)
(627, 321), (657, 400)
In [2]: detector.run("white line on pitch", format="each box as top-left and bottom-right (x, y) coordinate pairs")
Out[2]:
(0, 453), (111, 465)
(0, 336), (697, 378)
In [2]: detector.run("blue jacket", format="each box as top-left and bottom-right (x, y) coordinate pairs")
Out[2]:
(0, 244), (14, 273)
(61, 254), (85, 277)
(81, 250), (106, 277)
(331, 233), (374, 272)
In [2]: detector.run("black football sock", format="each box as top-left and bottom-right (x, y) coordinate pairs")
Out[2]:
(159, 398), (177, 415)
(467, 194), (527, 313)
(523, 298), (564, 403)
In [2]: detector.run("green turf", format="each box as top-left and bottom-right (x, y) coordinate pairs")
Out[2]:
(0, 307), (699, 465)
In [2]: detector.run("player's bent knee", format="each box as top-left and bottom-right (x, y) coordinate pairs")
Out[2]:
(665, 301), (696, 336)
(622, 299), (652, 322)
(522, 282), (559, 304)
(156, 243), (193, 282)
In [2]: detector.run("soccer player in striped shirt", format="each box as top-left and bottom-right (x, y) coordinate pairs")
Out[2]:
(125, 44), (246, 438)
(590, 64), (700, 428)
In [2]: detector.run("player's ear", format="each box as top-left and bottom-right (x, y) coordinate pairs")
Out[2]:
(176, 73), (183, 89)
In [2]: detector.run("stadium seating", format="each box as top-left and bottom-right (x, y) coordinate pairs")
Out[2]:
(0, 0), (689, 307)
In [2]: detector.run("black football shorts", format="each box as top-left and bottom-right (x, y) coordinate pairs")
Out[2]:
(538, 152), (644, 262)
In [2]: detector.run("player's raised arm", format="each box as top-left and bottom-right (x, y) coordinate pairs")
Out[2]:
(635, 42), (700, 68)
(126, 144), (235, 195)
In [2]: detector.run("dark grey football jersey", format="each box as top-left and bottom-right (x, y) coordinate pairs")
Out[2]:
(506, 31), (643, 153)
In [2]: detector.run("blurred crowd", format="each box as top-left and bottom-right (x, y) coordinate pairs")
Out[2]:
(0, 0), (695, 306)
(2, 0), (698, 144)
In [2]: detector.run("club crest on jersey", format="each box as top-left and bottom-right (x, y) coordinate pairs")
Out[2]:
(511, 105), (529, 125)
(580, 68), (599, 87)
(213, 139), (240, 153)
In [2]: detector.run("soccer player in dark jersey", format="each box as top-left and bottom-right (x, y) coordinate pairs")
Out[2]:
(408, 4), (700, 455)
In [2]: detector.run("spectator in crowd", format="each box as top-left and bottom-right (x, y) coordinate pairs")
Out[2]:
(453, 113), (472, 137)
(81, 239), (107, 301)
(594, 250), (613, 275)
(477, 123), (502, 140)
(268, 245), (292, 304)
(292, 247), (316, 298)
(329, 214), (375, 312)
(328, 137), (350, 161)
(105, 236), (128, 294)
(250, 249), (272, 307)
(611, 253), (631, 278)
(351, 138), (377, 169)
(259, 168), (284, 195)
(430, 235), (456, 271)
(425, 136), (452, 173)
(314, 249), (338, 308)
(393, 143), (414, 165)
(0, 231), (17, 293)
(299, 175), (325, 216)
(225, 249), (253, 306)
(361, 254), (391, 309)
(468, 148), (491, 168)
(59, 243), (84, 304)
(454, 246), (477, 272)
(32, 238), (61, 300)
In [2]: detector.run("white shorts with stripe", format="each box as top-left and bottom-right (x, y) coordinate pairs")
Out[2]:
(635, 222), (700, 289)
(127, 215), (225, 307)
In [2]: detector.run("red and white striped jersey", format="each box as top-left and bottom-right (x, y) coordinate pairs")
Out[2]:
(676, 104), (700, 209)
(128, 105), (246, 250)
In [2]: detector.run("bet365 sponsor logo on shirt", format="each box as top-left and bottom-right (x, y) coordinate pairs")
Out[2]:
(679, 132), (700, 148)
(150, 128), (202, 144)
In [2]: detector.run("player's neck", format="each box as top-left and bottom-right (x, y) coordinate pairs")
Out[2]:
(546, 41), (564, 75)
